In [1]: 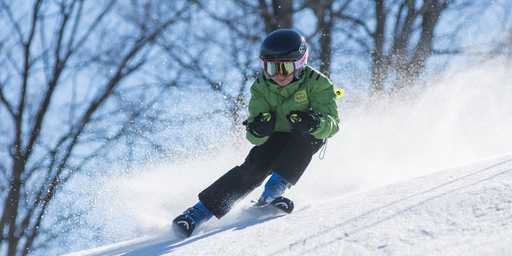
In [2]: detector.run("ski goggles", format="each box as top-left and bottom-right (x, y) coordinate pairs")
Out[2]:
(259, 48), (308, 77)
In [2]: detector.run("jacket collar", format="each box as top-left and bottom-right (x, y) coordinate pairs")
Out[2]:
(268, 75), (306, 98)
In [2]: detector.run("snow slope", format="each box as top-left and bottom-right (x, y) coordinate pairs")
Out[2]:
(61, 64), (512, 255)
(66, 155), (512, 256)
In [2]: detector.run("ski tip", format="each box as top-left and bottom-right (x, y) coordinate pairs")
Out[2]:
(172, 215), (195, 238)
(251, 196), (294, 214)
(270, 196), (294, 214)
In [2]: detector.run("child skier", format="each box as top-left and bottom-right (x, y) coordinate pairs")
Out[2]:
(172, 29), (340, 238)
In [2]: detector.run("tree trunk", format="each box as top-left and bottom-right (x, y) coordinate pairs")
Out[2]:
(258, 0), (294, 33)
(317, 1), (334, 78)
(371, 0), (387, 94)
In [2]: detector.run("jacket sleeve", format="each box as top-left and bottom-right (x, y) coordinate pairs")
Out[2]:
(246, 79), (272, 145)
(309, 76), (340, 139)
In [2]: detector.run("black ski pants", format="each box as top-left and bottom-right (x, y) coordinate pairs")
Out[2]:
(199, 131), (324, 218)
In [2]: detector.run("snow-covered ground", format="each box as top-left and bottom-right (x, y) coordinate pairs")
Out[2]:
(64, 65), (512, 255)
(67, 155), (512, 256)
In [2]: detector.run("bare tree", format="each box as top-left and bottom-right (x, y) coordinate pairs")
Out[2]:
(237, 0), (337, 77)
(299, 0), (340, 77)
(203, 0), (343, 80)
(155, 0), (270, 143)
(0, 0), (195, 255)
(170, 0), (317, 139)
(327, 0), (480, 96)
(375, 0), (448, 93)
(255, 0), (295, 33)
(192, 0), (509, 103)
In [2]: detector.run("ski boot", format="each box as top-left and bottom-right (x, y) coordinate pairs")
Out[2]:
(172, 201), (213, 238)
(255, 172), (292, 206)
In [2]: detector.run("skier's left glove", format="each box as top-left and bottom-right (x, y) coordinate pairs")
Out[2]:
(286, 111), (321, 133)
(243, 112), (276, 138)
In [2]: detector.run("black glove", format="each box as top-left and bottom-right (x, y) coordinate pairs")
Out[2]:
(286, 111), (321, 133)
(243, 112), (276, 138)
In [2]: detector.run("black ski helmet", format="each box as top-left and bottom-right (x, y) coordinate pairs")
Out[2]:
(259, 29), (308, 79)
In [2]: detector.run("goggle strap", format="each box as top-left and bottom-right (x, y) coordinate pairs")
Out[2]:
(293, 47), (308, 69)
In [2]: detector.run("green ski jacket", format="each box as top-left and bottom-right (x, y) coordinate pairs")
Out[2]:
(246, 65), (340, 145)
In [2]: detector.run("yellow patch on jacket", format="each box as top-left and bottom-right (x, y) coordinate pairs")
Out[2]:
(293, 90), (308, 106)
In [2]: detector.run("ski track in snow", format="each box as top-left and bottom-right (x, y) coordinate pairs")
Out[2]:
(67, 155), (512, 256)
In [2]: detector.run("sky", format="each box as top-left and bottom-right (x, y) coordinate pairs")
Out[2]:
(59, 60), (512, 255)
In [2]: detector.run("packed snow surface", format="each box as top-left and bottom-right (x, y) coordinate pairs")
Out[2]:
(67, 155), (512, 256)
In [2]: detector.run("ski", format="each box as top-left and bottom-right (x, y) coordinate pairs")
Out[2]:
(252, 196), (294, 214)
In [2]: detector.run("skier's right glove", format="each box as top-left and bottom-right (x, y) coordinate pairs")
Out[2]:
(243, 112), (276, 138)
